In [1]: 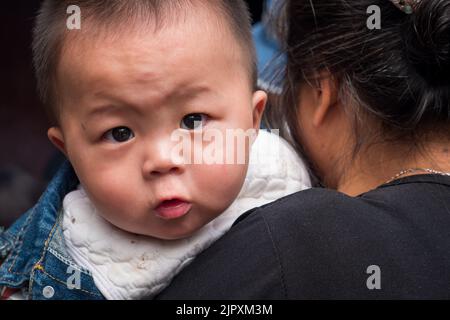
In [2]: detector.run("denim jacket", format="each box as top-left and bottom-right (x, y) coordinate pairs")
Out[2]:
(0, 161), (105, 300)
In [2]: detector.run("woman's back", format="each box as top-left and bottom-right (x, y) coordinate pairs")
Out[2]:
(157, 174), (450, 299)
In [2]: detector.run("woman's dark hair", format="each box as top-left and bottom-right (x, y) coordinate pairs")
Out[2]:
(265, 0), (450, 166)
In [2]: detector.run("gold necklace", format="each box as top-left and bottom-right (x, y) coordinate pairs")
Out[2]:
(385, 168), (450, 185)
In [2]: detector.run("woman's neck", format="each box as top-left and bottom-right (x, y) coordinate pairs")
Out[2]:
(336, 141), (450, 197)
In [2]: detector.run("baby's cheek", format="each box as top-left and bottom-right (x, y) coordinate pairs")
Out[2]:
(193, 163), (248, 211)
(80, 168), (142, 218)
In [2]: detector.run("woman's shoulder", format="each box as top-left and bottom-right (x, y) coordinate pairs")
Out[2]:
(240, 174), (450, 232)
(157, 188), (371, 299)
(234, 187), (361, 230)
(158, 176), (450, 299)
(234, 177), (450, 298)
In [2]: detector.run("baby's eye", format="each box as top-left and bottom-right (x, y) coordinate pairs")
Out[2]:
(180, 113), (208, 130)
(104, 127), (135, 143)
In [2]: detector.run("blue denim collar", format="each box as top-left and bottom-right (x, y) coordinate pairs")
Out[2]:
(0, 160), (79, 287)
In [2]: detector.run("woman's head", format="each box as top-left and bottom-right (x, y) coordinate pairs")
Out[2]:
(267, 0), (450, 188)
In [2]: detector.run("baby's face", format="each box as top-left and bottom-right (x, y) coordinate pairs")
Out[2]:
(50, 11), (266, 239)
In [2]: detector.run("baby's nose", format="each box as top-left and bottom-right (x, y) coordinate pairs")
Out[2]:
(148, 165), (181, 177)
(142, 142), (185, 178)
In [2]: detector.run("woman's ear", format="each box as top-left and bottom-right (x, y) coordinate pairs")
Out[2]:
(48, 127), (67, 157)
(312, 75), (338, 127)
(251, 90), (268, 130)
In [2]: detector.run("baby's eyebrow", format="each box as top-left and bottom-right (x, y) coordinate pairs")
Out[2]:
(86, 85), (213, 117)
(86, 104), (139, 119)
(165, 85), (213, 103)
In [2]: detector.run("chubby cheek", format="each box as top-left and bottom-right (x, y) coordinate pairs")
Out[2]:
(191, 135), (251, 213)
(72, 160), (146, 226)
(190, 162), (248, 213)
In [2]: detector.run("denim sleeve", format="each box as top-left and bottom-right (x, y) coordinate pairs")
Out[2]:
(0, 209), (32, 259)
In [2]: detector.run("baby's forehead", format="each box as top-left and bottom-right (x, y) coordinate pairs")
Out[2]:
(60, 21), (243, 76)
(57, 11), (251, 97)
(65, 1), (238, 45)
(56, 22), (252, 115)
(60, 3), (246, 71)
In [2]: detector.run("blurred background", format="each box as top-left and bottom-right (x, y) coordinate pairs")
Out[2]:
(0, 0), (264, 227)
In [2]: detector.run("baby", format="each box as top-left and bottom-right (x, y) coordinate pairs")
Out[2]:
(0, 0), (310, 300)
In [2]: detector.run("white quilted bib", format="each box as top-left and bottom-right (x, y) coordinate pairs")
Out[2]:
(62, 130), (311, 299)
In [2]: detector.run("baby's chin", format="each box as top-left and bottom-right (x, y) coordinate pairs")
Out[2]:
(101, 212), (215, 241)
(150, 230), (199, 241)
(134, 225), (208, 241)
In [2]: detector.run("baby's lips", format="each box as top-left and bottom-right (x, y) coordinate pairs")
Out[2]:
(154, 199), (192, 220)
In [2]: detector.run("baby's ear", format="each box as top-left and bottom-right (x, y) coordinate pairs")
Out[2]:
(47, 127), (67, 157)
(251, 90), (267, 131)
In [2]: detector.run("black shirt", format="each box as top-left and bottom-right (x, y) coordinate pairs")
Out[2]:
(156, 174), (450, 299)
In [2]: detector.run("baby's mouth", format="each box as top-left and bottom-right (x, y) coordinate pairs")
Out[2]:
(154, 199), (192, 220)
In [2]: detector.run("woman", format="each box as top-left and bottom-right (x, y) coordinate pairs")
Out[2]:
(157, 0), (450, 299)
